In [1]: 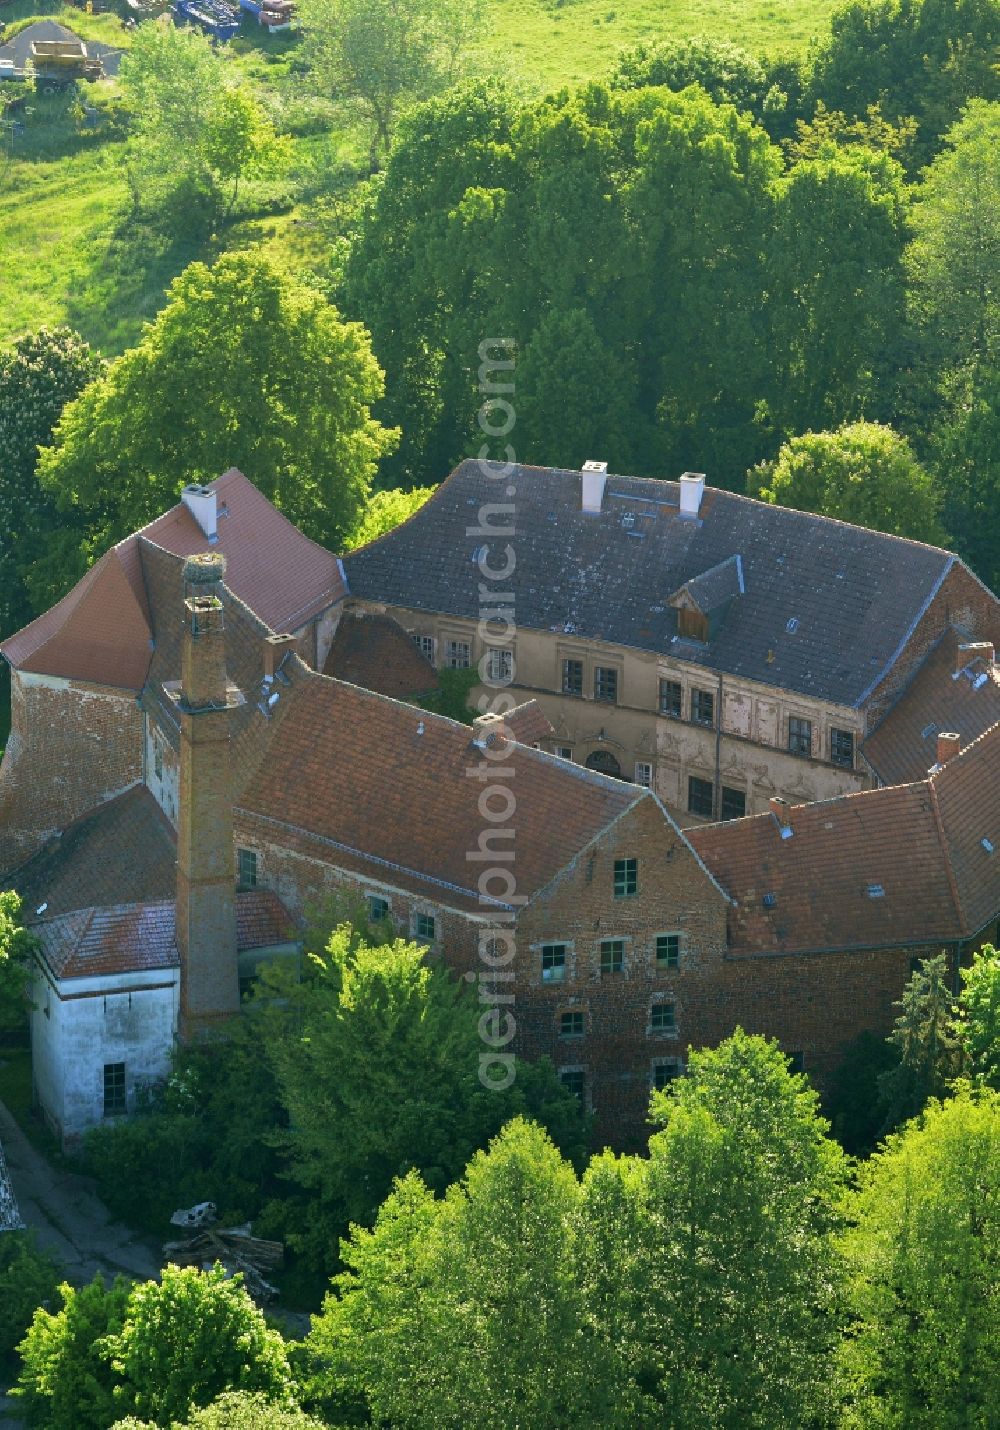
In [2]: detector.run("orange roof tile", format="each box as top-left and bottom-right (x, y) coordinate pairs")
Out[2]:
(239, 665), (642, 909)
(503, 701), (554, 746)
(931, 722), (1000, 937)
(864, 630), (1000, 786)
(33, 890), (295, 981)
(322, 611), (438, 697)
(140, 469), (344, 633)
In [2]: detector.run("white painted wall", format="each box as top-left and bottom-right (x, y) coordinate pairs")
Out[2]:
(144, 714), (179, 826)
(31, 960), (179, 1145)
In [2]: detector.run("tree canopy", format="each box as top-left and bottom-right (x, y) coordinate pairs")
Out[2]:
(35, 250), (397, 604)
(751, 421), (946, 542)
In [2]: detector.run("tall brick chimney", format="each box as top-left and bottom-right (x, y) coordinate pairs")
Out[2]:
(176, 553), (239, 1039)
(935, 731), (962, 767)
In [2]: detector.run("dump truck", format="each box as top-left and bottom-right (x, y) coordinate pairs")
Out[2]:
(28, 37), (102, 92)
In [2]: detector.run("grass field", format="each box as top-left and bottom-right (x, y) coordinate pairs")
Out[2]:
(481, 0), (837, 91)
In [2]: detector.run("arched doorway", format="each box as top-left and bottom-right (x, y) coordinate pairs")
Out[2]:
(585, 749), (623, 779)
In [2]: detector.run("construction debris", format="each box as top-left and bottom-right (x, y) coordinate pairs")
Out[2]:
(163, 1218), (285, 1304)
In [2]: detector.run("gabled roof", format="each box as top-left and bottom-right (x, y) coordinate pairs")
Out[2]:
(140, 469), (344, 633)
(669, 555), (744, 614)
(689, 721), (1000, 954)
(238, 662), (646, 913)
(1, 470), (345, 692)
(9, 785), (175, 918)
(500, 700), (554, 746)
(864, 630), (1000, 786)
(322, 611), (439, 698)
(33, 890), (294, 982)
(344, 460), (961, 707)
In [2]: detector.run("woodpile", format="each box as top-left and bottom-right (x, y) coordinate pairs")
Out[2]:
(163, 1223), (285, 1304)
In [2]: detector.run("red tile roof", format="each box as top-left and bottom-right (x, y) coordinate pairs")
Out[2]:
(502, 701), (554, 746)
(322, 611), (438, 697)
(34, 890), (295, 982)
(141, 469), (344, 633)
(2, 470), (345, 691)
(864, 630), (1000, 786)
(689, 721), (1000, 954)
(1, 543), (153, 690)
(239, 665), (643, 910)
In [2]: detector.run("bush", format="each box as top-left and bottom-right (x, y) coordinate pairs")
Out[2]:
(113, 1389), (332, 1427)
(14, 1274), (131, 1429)
(0, 1231), (60, 1368)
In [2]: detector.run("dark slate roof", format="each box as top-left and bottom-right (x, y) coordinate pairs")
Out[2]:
(671, 555), (744, 613)
(344, 461), (956, 708)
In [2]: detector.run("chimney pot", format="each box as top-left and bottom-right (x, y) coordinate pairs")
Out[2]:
(679, 472), (706, 519)
(581, 460), (608, 515)
(182, 483), (219, 541)
(936, 731), (962, 766)
(183, 551), (226, 589)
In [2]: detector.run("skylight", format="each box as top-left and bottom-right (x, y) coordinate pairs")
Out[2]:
(867, 883), (885, 899)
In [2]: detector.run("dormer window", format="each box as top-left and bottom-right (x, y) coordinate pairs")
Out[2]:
(677, 607), (709, 642)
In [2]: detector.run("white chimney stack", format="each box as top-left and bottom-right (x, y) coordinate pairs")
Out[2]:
(181, 483), (218, 542)
(679, 472), (706, 519)
(581, 460), (608, 515)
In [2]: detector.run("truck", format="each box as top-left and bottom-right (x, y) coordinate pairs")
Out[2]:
(238, 0), (295, 31)
(27, 37), (103, 92)
(172, 0), (240, 40)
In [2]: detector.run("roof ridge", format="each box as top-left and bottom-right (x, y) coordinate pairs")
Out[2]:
(927, 775), (969, 935)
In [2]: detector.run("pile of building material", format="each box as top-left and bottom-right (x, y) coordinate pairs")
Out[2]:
(164, 1204), (284, 1303)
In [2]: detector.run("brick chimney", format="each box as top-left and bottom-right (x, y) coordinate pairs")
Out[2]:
(769, 796), (794, 838)
(263, 632), (297, 680)
(472, 711), (511, 751)
(176, 553), (239, 1039)
(936, 731), (962, 767)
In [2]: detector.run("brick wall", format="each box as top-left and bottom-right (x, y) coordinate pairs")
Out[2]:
(0, 671), (142, 875)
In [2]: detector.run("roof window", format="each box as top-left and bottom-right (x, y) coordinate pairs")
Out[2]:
(867, 883), (885, 899)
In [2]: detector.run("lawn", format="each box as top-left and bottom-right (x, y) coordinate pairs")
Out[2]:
(480, 0), (837, 91)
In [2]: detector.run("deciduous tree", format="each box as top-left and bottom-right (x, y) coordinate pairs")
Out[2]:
(15, 1275), (131, 1430)
(957, 943), (1000, 1088)
(877, 952), (964, 1129)
(0, 891), (33, 1036)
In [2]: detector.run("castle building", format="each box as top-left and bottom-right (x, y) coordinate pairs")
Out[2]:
(3, 466), (1000, 1146)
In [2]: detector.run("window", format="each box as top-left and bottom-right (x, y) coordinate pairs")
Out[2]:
(788, 1051), (805, 1073)
(152, 732), (163, 781)
(237, 848), (257, 888)
(103, 1062), (126, 1118)
(600, 939), (624, 974)
(541, 943), (567, 983)
(788, 716), (812, 757)
(831, 727), (854, 767)
(560, 1068), (586, 1102)
(656, 933), (680, 968)
(688, 776), (714, 818)
(677, 607), (709, 642)
(659, 678), (682, 718)
(559, 1010), (584, 1039)
(720, 786), (746, 821)
(367, 894), (390, 924)
(652, 1059), (682, 1090)
(634, 761), (653, 788)
(486, 647), (512, 683)
(650, 1001), (676, 1033)
(691, 688), (715, 727)
(446, 639), (470, 669)
(613, 858), (638, 898)
(594, 666), (619, 703)
(562, 659), (583, 696)
(415, 913), (436, 943)
(555, 745), (573, 761)
(411, 633), (435, 663)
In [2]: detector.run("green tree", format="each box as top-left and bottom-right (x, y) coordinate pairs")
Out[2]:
(113, 1392), (329, 1428)
(611, 35), (782, 124)
(877, 952), (965, 1129)
(0, 891), (33, 1036)
(107, 1265), (292, 1426)
(0, 1232), (59, 1369)
(929, 363), (1000, 588)
(0, 328), (103, 638)
(262, 928), (587, 1277)
(841, 1088), (1000, 1427)
(908, 100), (1000, 371)
(345, 484), (436, 549)
(309, 1120), (589, 1426)
(299, 0), (487, 169)
(15, 1274), (131, 1430)
(767, 150), (908, 436)
(638, 1031), (847, 1426)
(120, 23), (287, 227)
(957, 943), (1000, 1087)
(36, 250), (397, 599)
(752, 422), (946, 542)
